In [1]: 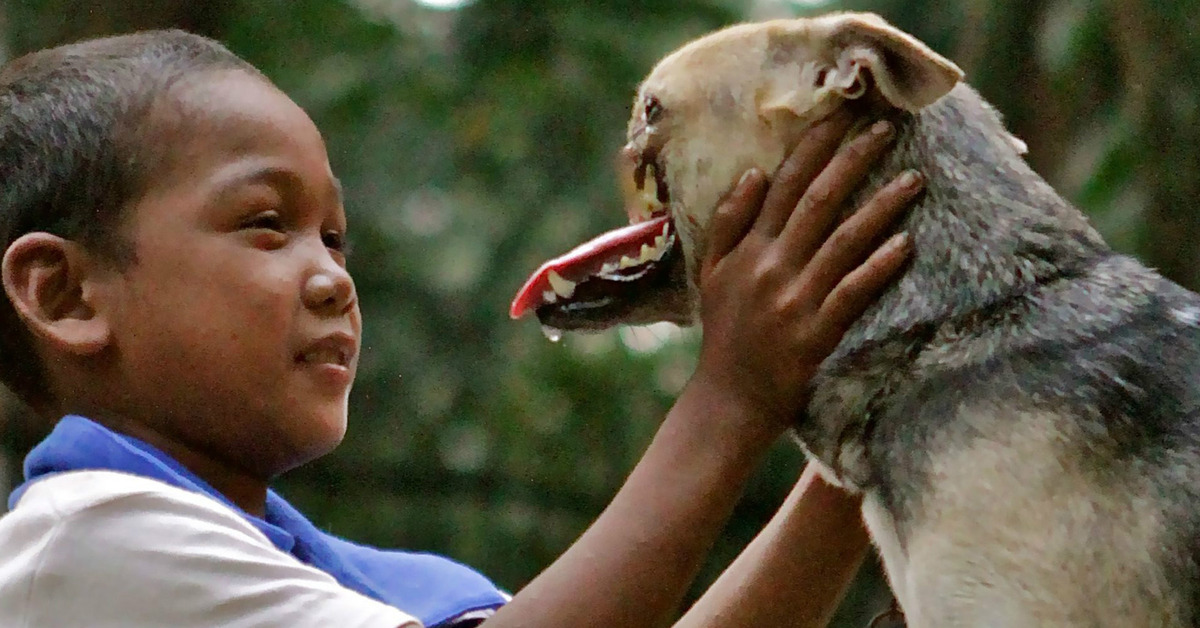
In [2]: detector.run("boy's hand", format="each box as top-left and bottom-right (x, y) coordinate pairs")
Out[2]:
(691, 112), (921, 435)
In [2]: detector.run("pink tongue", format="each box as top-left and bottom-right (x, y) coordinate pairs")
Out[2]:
(510, 214), (670, 319)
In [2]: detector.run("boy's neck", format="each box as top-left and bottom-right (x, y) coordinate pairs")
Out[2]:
(91, 414), (270, 517)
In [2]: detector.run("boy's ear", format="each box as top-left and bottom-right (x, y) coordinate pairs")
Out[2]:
(2, 233), (113, 356)
(763, 12), (964, 115)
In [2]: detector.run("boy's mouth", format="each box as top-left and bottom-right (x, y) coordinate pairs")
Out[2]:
(296, 334), (355, 367)
(509, 147), (679, 329)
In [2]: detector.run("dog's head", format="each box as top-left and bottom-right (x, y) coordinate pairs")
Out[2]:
(511, 12), (963, 332)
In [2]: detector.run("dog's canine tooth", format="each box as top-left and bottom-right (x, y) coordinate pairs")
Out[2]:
(546, 270), (577, 298)
(653, 235), (673, 261)
(633, 162), (666, 222)
(643, 164), (660, 203)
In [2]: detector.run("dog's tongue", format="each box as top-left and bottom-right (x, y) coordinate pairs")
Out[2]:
(510, 214), (671, 319)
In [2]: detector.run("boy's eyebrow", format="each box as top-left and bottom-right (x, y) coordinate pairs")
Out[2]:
(215, 163), (344, 207)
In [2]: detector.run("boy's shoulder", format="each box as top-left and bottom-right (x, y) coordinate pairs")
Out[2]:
(0, 470), (418, 628)
(4, 469), (279, 555)
(9, 468), (258, 526)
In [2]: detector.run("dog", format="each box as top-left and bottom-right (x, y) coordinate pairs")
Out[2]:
(510, 12), (1200, 627)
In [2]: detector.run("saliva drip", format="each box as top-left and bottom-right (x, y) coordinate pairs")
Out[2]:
(541, 325), (563, 343)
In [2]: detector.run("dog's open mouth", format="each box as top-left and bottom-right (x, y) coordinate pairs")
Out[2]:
(510, 150), (685, 335)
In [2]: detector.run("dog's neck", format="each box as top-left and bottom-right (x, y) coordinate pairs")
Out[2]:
(826, 84), (1110, 364)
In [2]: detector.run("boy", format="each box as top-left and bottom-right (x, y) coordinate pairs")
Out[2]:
(0, 30), (919, 627)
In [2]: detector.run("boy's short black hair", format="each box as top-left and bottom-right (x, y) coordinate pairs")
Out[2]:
(0, 30), (262, 409)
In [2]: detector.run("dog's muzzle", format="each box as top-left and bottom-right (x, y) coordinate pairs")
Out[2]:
(509, 145), (685, 335)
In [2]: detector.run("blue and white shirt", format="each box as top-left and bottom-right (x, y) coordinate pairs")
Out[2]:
(0, 415), (510, 628)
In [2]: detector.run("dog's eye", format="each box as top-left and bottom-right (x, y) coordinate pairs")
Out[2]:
(644, 96), (663, 125)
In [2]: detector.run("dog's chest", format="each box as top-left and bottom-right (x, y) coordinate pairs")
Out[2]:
(793, 349), (921, 491)
(860, 490), (913, 612)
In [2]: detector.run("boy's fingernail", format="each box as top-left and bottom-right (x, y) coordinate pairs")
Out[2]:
(887, 232), (911, 249)
(870, 120), (894, 139)
(898, 169), (923, 190)
(738, 168), (760, 188)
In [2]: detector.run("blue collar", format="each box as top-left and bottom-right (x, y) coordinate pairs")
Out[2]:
(9, 415), (508, 627)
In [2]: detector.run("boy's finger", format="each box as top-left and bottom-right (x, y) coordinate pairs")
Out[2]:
(753, 107), (856, 237)
(777, 120), (897, 264)
(795, 170), (923, 300)
(703, 169), (768, 268)
(814, 231), (911, 336)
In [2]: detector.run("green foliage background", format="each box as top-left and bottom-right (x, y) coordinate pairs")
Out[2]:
(2, 0), (1197, 624)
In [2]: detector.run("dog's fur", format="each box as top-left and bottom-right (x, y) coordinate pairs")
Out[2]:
(529, 12), (1200, 626)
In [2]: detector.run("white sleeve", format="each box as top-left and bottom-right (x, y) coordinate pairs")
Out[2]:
(0, 471), (420, 628)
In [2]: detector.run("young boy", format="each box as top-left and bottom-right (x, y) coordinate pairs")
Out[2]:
(0, 30), (919, 627)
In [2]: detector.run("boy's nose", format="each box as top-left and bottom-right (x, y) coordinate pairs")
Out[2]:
(302, 268), (356, 315)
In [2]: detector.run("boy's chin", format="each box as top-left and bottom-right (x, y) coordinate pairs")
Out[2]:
(271, 409), (349, 474)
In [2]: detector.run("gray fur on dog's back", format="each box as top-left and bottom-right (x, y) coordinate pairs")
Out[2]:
(797, 84), (1200, 626)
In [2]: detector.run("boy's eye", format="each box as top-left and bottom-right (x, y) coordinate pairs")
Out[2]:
(323, 230), (350, 255)
(242, 211), (286, 232)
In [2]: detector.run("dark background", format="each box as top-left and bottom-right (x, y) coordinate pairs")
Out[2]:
(2, 0), (1197, 624)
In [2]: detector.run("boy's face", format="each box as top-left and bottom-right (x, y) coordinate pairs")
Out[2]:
(103, 69), (360, 478)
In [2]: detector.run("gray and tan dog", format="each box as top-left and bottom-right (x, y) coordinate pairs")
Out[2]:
(511, 12), (1200, 627)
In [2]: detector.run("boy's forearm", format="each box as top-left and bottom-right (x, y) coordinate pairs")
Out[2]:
(676, 463), (870, 628)
(481, 382), (778, 628)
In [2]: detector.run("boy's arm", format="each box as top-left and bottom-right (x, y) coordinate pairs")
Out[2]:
(480, 112), (918, 628)
(675, 464), (870, 628)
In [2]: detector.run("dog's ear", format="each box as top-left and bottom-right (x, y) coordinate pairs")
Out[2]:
(823, 13), (963, 110)
(764, 13), (964, 114)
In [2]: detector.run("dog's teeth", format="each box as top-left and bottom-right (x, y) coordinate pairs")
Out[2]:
(645, 164), (658, 201)
(631, 201), (658, 224)
(598, 268), (649, 282)
(600, 261), (619, 274)
(619, 255), (638, 269)
(661, 222), (670, 237)
(653, 236), (669, 260)
(639, 243), (655, 262)
(547, 270), (576, 298)
(542, 290), (558, 304)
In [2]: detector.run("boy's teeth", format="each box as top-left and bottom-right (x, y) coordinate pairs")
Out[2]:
(302, 348), (344, 365)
